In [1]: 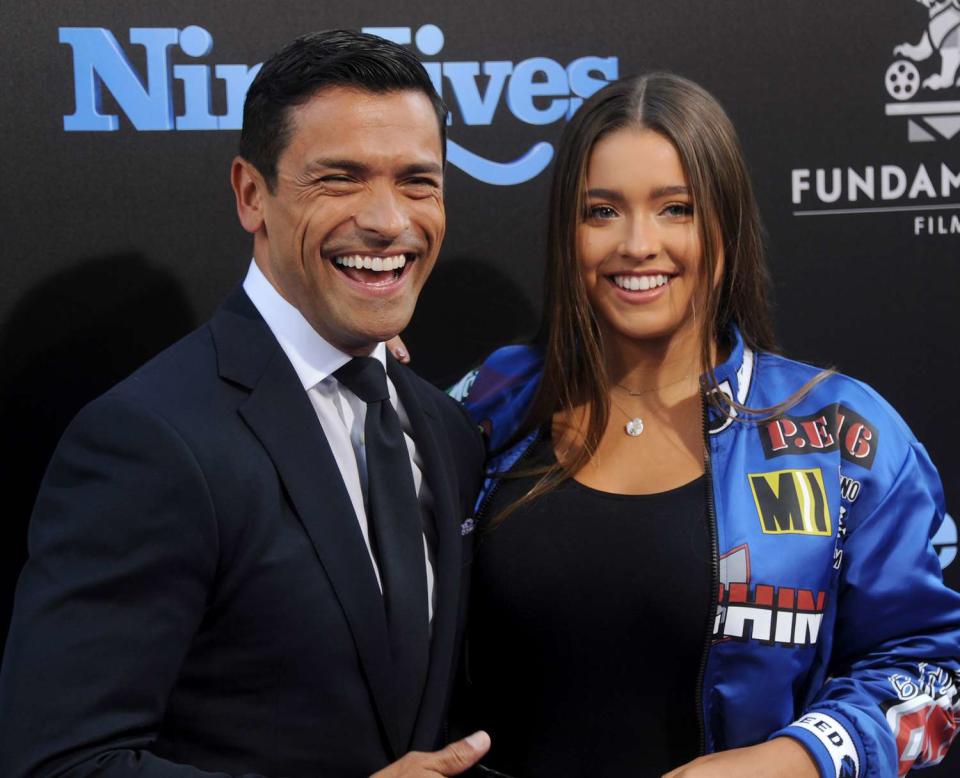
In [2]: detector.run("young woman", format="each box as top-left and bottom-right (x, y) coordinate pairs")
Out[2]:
(446, 74), (960, 777)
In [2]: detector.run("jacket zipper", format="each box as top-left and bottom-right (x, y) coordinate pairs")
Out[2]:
(695, 390), (720, 755)
(472, 427), (543, 523)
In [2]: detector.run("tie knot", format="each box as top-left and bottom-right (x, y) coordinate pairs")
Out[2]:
(334, 357), (389, 403)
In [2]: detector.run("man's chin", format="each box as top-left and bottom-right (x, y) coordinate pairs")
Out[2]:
(336, 322), (413, 356)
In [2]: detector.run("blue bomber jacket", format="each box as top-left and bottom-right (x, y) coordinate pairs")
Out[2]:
(450, 329), (960, 778)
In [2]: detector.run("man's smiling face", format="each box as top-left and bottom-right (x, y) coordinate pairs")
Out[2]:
(238, 85), (445, 355)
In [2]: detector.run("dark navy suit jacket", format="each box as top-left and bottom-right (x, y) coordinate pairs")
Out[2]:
(0, 287), (485, 777)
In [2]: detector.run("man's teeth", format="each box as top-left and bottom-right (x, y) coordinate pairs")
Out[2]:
(613, 273), (670, 291)
(333, 255), (408, 272)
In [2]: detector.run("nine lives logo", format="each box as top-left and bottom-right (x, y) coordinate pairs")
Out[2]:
(362, 25), (616, 184)
(58, 23), (618, 186)
(791, 0), (960, 235)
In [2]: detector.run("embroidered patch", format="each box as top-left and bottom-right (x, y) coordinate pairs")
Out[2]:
(749, 468), (832, 536)
(713, 545), (827, 647)
(758, 404), (879, 470)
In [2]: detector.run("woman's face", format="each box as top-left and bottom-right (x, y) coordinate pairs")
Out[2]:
(578, 127), (710, 349)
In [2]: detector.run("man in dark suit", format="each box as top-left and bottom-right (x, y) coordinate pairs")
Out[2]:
(0, 30), (488, 777)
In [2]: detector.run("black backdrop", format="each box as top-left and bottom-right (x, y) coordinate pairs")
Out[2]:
(2, 2), (958, 773)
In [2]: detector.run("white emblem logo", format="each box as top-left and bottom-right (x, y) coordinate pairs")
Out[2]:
(886, 0), (960, 141)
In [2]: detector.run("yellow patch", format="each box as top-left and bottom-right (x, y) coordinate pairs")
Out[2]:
(749, 468), (832, 536)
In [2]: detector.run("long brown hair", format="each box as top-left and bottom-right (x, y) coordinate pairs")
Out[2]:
(496, 73), (827, 522)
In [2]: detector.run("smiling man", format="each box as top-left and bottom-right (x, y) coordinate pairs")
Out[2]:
(0, 31), (488, 778)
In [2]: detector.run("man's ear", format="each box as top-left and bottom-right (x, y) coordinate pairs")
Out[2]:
(231, 156), (267, 234)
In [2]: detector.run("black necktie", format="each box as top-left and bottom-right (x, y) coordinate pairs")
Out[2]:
(333, 357), (429, 744)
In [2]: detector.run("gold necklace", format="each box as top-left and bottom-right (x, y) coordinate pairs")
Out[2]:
(613, 372), (697, 397)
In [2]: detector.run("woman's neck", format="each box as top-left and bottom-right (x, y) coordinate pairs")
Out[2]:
(601, 321), (711, 399)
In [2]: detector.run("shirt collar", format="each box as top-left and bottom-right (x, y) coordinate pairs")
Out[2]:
(242, 259), (387, 390)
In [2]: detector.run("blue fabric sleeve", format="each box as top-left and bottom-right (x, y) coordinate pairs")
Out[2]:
(773, 441), (960, 778)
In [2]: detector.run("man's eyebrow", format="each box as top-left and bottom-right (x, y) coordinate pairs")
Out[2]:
(399, 162), (444, 178)
(300, 159), (444, 178)
(302, 158), (371, 176)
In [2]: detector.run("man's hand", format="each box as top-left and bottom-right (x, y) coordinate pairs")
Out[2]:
(662, 737), (817, 777)
(371, 731), (491, 777)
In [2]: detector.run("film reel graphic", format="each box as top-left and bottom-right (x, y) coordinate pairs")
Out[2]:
(886, 60), (921, 101)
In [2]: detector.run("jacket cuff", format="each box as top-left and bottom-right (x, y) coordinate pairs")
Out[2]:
(772, 710), (864, 778)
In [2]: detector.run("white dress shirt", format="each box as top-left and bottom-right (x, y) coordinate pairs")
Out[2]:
(243, 260), (437, 623)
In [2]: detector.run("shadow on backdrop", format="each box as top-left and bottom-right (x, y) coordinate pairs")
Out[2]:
(402, 256), (539, 388)
(0, 255), (197, 652)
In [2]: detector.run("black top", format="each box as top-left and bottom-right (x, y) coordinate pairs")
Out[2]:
(466, 429), (711, 777)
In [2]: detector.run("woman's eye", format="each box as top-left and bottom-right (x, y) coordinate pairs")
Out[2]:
(663, 203), (694, 218)
(587, 204), (618, 220)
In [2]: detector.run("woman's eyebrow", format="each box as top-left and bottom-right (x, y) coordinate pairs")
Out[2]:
(586, 185), (690, 200)
(651, 185), (690, 198)
(585, 187), (623, 201)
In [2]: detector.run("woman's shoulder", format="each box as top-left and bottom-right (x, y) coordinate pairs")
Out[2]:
(450, 344), (544, 399)
(749, 350), (926, 489)
(753, 350), (913, 437)
(448, 344), (545, 452)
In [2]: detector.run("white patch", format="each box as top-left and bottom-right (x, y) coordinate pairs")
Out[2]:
(792, 712), (860, 777)
(448, 369), (479, 402)
(708, 346), (754, 435)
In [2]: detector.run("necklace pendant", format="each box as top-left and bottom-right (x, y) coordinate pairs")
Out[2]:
(624, 417), (644, 437)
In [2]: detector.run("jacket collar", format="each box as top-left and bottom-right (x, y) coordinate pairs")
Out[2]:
(210, 285), (279, 389)
(706, 326), (756, 434)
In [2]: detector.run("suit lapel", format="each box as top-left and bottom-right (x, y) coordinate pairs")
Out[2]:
(387, 359), (463, 748)
(210, 289), (404, 757)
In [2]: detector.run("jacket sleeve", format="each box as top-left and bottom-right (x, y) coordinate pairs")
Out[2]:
(772, 439), (960, 778)
(446, 346), (544, 454)
(0, 395), (268, 778)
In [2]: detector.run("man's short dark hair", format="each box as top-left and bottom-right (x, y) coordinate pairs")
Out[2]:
(239, 29), (447, 191)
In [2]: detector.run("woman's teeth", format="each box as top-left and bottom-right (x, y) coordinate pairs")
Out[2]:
(333, 255), (408, 272)
(613, 273), (670, 291)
